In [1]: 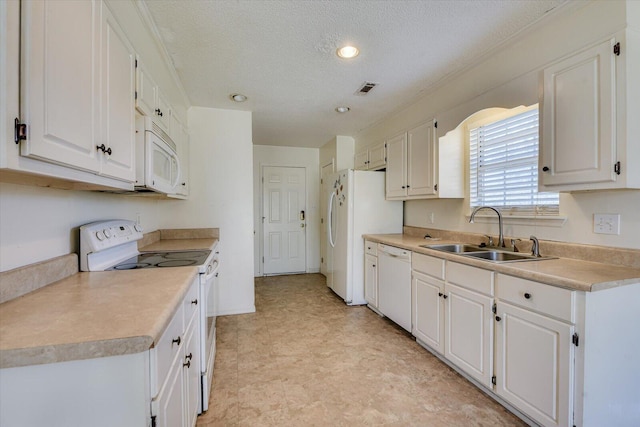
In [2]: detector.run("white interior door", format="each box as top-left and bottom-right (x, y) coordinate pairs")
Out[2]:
(262, 166), (306, 275)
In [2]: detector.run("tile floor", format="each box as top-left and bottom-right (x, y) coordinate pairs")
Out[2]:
(196, 274), (526, 426)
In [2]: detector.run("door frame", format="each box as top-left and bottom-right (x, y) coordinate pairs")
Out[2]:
(259, 164), (308, 276)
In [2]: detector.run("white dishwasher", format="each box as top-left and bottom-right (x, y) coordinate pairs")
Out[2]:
(377, 244), (412, 332)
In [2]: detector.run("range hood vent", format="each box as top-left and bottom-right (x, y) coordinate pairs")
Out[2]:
(355, 82), (378, 95)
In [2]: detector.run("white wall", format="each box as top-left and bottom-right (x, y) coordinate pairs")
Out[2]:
(355, 0), (640, 250)
(168, 107), (254, 315)
(253, 145), (320, 276)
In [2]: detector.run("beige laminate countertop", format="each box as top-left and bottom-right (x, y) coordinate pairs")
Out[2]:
(0, 237), (219, 370)
(364, 234), (640, 292)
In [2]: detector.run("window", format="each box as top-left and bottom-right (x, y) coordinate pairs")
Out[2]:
(469, 106), (558, 215)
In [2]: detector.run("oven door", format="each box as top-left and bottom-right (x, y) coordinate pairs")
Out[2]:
(200, 255), (219, 412)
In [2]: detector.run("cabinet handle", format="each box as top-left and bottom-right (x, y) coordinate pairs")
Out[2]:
(105, 147), (112, 156)
(191, 299), (198, 305)
(495, 316), (502, 322)
(183, 360), (191, 368)
(172, 336), (181, 346)
(406, 185), (410, 188)
(442, 294), (448, 299)
(96, 144), (106, 153)
(438, 292), (443, 297)
(542, 166), (550, 172)
(182, 182), (186, 186)
(186, 352), (193, 361)
(524, 293), (531, 300)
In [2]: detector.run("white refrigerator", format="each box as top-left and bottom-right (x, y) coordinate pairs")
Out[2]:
(326, 169), (403, 305)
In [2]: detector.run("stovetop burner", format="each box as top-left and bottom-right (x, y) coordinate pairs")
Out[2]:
(107, 250), (212, 270)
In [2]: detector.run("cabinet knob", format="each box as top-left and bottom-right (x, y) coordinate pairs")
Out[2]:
(442, 294), (448, 299)
(401, 186), (406, 189)
(542, 166), (550, 172)
(172, 336), (181, 346)
(495, 316), (502, 322)
(372, 264), (376, 268)
(438, 292), (443, 297)
(524, 293), (531, 300)
(406, 185), (410, 188)
(191, 299), (198, 305)
(105, 147), (112, 156)
(182, 182), (186, 186)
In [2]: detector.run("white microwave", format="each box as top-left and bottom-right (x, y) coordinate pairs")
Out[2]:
(135, 116), (180, 194)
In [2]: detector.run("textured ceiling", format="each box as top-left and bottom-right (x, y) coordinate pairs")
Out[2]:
(144, 0), (566, 148)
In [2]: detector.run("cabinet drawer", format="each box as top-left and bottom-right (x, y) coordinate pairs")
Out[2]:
(446, 262), (493, 296)
(496, 274), (575, 323)
(412, 253), (445, 280)
(365, 241), (377, 256)
(183, 277), (200, 327)
(153, 304), (185, 396)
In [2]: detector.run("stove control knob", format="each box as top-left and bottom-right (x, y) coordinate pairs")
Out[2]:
(134, 224), (143, 233)
(103, 228), (112, 239)
(95, 231), (105, 241)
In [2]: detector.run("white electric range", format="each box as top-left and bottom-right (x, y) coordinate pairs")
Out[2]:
(79, 219), (219, 413)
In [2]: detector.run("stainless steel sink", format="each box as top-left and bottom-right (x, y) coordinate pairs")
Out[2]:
(462, 251), (555, 263)
(420, 244), (488, 253)
(420, 243), (556, 263)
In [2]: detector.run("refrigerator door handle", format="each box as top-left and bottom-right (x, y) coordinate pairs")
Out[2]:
(328, 191), (337, 248)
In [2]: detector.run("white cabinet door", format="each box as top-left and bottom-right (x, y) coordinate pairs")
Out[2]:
(407, 121), (436, 197)
(183, 320), (200, 427)
(444, 283), (494, 388)
(368, 142), (386, 170)
(412, 271), (445, 354)
(135, 57), (157, 117)
(20, 0), (101, 173)
(156, 89), (172, 133)
(364, 254), (378, 308)
(155, 358), (185, 427)
(385, 133), (407, 198)
(495, 301), (574, 427)
(540, 39), (617, 188)
(354, 150), (368, 170)
(99, 5), (135, 182)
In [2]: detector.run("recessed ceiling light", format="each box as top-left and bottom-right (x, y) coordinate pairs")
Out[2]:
(230, 93), (247, 102)
(336, 45), (359, 59)
(335, 106), (350, 113)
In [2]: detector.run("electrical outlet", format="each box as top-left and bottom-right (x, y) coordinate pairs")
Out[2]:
(429, 212), (435, 224)
(136, 212), (141, 226)
(593, 213), (620, 235)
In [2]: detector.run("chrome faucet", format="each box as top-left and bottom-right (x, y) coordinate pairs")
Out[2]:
(469, 206), (505, 248)
(530, 235), (541, 257)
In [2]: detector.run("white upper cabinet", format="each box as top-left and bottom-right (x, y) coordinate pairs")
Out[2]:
(355, 141), (386, 171)
(385, 132), (407, 198)
(20, 0), (102, 174)
(100, 5), (136, 182)
(540, 33), (640, 191)
(19, 0), (135, 184)
(386, 120), (438, 199)
(136, 57), (173, 134)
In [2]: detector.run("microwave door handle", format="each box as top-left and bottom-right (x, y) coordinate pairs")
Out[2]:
(171, 152), (181, 189)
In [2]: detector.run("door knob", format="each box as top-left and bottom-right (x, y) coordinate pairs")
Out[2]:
(300, 223), (305, 228)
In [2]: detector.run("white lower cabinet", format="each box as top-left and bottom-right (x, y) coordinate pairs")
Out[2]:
(411, 271), (444, 354)
(495, 301), (574, 427)
(364, 253), (378, 308)
(444, 282), (494, 388)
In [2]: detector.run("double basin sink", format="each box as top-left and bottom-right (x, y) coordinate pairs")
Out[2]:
(420, 243), (555, 263)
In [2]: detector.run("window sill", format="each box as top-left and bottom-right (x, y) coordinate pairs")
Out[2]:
(464, 214), (567, 227)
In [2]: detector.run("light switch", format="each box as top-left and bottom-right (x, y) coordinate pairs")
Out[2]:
(593, 213), (620, 235)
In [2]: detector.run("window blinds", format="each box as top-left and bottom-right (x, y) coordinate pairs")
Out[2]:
(469, 108), (559, 214)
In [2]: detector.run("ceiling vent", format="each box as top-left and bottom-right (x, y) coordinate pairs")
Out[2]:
(355, 82), (378, 96)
